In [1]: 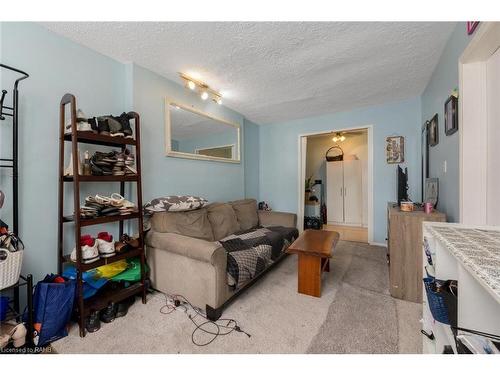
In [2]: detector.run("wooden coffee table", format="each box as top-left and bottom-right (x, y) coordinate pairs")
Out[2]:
(286, 229), (340, 297)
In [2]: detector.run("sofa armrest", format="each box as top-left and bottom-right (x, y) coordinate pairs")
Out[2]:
(145, 230), (226, 266)
(258, 210), (297, 228)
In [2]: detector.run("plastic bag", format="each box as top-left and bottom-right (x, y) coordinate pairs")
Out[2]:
(62, 265), (108, 299)
(95, 259), (128, 278)
(111, 258), (147, 282)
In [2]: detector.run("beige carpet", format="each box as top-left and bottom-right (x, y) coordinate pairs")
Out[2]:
(51, 241), (422, 354)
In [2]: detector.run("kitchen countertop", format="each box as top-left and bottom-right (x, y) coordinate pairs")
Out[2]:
(426, 225), (500, 303)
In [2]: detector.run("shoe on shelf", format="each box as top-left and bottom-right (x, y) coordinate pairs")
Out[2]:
(100, 302), (117, 323)
(116, 296), (135, 318)
(125, 165), (137, 175)
(0, 320), (27, 349)
(90, 116), (110, 136)
(85, 311), (101, 333)
(64, 152), (83, 177)
(101, 116), (125, 137)
(115, 234), (140, 253)
(121, 234), (140, 248)
(70, 235), (99, 264)
(110, 193), (125, 207)
(97, 232), (115, 258)
(117, 112), (134, 139)
(64, 109), (92, 134)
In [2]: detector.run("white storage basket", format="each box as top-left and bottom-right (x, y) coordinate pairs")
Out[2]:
(0, 248), (23, 290)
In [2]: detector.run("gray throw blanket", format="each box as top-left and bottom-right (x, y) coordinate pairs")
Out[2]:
(219, 226), (299, 289)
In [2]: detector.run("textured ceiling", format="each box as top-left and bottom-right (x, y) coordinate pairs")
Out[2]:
(41, 22), (456, 124)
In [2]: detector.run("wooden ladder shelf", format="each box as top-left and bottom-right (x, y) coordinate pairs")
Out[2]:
(57, 93), (147, 337)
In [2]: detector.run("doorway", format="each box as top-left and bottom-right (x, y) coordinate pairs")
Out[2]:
(297, 126), (374, 244)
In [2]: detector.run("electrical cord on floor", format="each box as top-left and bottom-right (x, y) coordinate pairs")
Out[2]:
(159, 292), (251, 346)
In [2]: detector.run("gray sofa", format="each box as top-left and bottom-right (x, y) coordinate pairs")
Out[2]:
(145, 199), (297, 320)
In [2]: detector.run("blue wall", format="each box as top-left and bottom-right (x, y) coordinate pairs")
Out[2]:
(131, 64), (246, 205)
(0, 22), (127, 281)
(421, 23), (471, 223)
(244, 119), (260, 200)
(0, 21), (474, 282)
(0, 23), (255, 281)
(259, 97), (422, 244)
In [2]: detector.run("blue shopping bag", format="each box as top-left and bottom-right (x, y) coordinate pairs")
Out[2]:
(31, 275), (76, 346)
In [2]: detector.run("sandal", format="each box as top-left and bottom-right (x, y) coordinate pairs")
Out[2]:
(121, 234), (140, 248)
(110, 193), (125, 207)
(95, 194), (112, 205)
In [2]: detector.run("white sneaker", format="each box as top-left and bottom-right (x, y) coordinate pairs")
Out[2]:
(70, 237), (99, 264)
(64, 109), (92, 134)
(96, 232), (115, 258)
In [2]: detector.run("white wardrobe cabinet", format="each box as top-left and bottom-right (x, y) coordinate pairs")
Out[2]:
(326, 160), (362, 226)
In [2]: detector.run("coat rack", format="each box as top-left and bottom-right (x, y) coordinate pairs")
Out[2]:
(0, 63), (34, 347)
(1, 63), (29, 234)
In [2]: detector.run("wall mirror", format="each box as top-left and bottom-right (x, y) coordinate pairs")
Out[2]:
(165, 100), (240, 163)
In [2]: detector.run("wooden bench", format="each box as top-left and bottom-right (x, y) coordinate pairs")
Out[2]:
(286, 229), (340, 297)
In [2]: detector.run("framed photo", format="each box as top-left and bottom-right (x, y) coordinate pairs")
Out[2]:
(428, 114), (439, 147)
(386, 136), (404, 164)
(444, 95), (458, 136)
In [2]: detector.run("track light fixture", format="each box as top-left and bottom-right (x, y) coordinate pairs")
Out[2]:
(179, 73), (223, 105)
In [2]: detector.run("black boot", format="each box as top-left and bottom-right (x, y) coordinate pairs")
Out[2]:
(86, 311), (101, 333)
(100, 302), (117, 323)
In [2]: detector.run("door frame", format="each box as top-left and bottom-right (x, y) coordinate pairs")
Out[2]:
(459, 22), (500, 224)
(297, 125), (374, 244)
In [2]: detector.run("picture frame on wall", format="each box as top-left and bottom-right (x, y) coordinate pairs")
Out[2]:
(428, 114), (439, 147)
(444, 95), (458, 136)
(467, 22), (479, 35)
(386, 136), (405, 164)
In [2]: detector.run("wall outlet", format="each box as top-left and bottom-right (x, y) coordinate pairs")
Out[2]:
(443, 160), (447, 174)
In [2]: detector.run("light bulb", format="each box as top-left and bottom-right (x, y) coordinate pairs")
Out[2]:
(332, 137), (338, 142)
(215, 97), (222, 105)
(340, 136), (346, 142)
(201, 91), (209, 100)
(187, 81), (196, 90)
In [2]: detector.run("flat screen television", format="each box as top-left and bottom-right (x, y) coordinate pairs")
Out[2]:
(397, 165), (409, 204)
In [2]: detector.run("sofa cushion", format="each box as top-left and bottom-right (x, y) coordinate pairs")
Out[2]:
(230, 199), (259, 231)
(206, 203), (241, 241)
(150, 208), (214, 241)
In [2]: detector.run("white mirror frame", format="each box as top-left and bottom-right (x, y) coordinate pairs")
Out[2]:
(165, 98), (241, 163)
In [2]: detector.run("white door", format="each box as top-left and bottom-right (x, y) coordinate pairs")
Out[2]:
(343, 160), (363, 226)
(326, 161), (344, 223)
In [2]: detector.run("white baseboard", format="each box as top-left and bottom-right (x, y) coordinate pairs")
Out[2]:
(369, 241), (387, 247)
